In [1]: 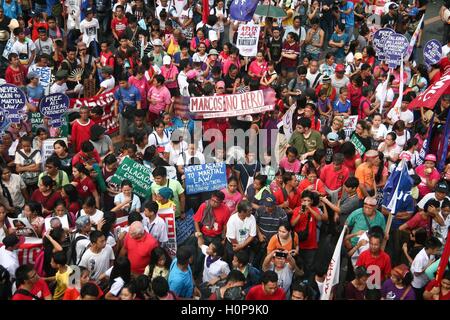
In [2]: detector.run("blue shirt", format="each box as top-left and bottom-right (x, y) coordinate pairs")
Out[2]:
(333, 99), (351, 113)
(3, 0), (22, 19)
(340, 2), (355, 26)
(26, 85), (45, 100)
(330, 32), (349, 59)
(171, 117), (195, 137)
(383, 195), (415, 230)
(168, 259), (194, 298)
(113, 85), (141, 113)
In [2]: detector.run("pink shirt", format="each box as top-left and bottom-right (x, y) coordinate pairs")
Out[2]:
(222, 58), (240, 76)
(220, 188), (243, 214)
(248, 60), (267, 79)
(160, 65), (179, 89)
(279, 157), (302, 173)
(129, 76), (150, 109)
(147, 85), (172, 115)
(415, 164), (440, 197)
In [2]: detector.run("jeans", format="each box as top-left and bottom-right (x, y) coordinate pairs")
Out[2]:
(345, 26), (355, 42)
(299, 249), (317, 282)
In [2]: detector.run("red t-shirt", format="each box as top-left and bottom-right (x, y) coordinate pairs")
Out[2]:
(356, 250), (392, 281)
(347, 82), (362, 108)
(297, 179), (327, 197)
(62, 282), (104, 300)
(281, 41), (300, 68)
(315, 84), (336, 102)
(290, 206), (321, 250)
(12, 279), (51, 300)
(406, 213), (430, 232)
(245, 284), (286, 300)
(124, 232), (158, 274)
(31, 190), (63, 216)
(111, 17), (128, 38)
(72, 150), (101, 167)
(274, 188), (300, 211)
(193, 202), (231, 238)
(320, 164), (350, 192)
(74, 176), (97, 200)
(5, 65), (27, 86)
(343, 154), (361, 176)
(71, 119), (95, 153)
(425, 279), (450, 300)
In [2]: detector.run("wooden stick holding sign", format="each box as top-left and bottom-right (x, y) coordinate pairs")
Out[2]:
(381, 213), (393, 251)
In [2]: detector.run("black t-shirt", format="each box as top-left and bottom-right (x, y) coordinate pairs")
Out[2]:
(381, 13), (396, 29)
(224, 74), (237, 91)
(416, 0), (428, 19)
(267, 36), (283, 61)
(0, 17), (11, 32)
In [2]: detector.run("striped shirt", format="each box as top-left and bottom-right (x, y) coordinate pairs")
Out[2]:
(255, 207), (288, 240)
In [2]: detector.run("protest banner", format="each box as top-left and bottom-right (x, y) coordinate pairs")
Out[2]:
(157, 207), (177, 258)
(2, 38), (14, 60)
(343, 115), (358, 139)
(423, 39), (443, 66)
(384, 33), (409, 68)
(8, 217), (38, 238)
(230, 0), (259, 21)
(404, 15), (424, 61)
(0, 108), (9, 132)
(184, 162), (227, 195)
(111, 157), (152, 198)
(236, 21), (260, 57)
(28, 66), (52, 94)
(40, 93), (70, 127)
(44, 215), (70, 231)
(350, 134), (366, 156)
(409, 68), (450, 110)
(175, 209), (195, 245)
(17, 238), (43, 266)
(0, 84), (27, 123)
(70, 89), (119, 134)
(41, 138), (67, 170)
(373, 28), (395, 60)
(189, 89), (275, 119)
(282, 104), (296, 141)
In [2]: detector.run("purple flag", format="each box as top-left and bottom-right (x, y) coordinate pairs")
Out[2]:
(230, 0), (260, 22)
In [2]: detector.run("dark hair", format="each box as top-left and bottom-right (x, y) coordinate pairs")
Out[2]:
(286, 146), (298, 157)
(53, 139), (69, 152)
(89, 230), (105, 244)
(278, 221), (293, 233)
(128, 211), (143, 225)
(104, 154), (118, 166)
(63, 184), (78, 203)
(298, 117), (312, 129)
(15, 264), (34, 286)
(226, 270), (246, 284)
(121, 179), (133, 189)
(424, 199), (440, 212)
(375, 152), (385, 184)
(340, 141), (356, 158)
(73, 163), (90, 176)
(109, 256), (131, 288)
(41, 175), (55, 188)
(144, 200), (159, 214)
(261, 270), (278, 285)
(151, 276), (170, 298)
(80, 282), (99, 298)
(82, 196), (96, 208)
(211, 190), (225, 202)
(176, 246), (192, 265)
(52, 251), (67, 265)
(154, 74), (165, 85)
(25, 201), (43, 217)
(404, 138), (418, 151)
(210, 239), (224, 257)
(81, 141), (95, 153)
(45, 156), (61, 169)
(291, 281), (313, 299)
(425, 236), (442, 250)
(344, 176), (359, 189)
(392, 120), (406, 132)
(148, 247), (172, 278)
(152, 166), (167, 178)
(234, 250), (249, 266)
(413, 228), (427, 245)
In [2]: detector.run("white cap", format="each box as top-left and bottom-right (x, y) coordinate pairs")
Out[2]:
(163, 55), (171, 65)
(209, 30), (218, 42)
(152, 38), (163, 46)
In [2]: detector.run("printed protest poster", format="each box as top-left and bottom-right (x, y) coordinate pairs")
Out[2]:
(8, 217), (38, 238)
(70, 89), (118, 134)
(423, 40), (442, 66)
(44, 215), (70, 231)
(41, 138), (67, 170)
(236, 21), (260, 57)
(0, 84), (27, 123)
(28, 66), (52, 94)
(30, 112), (69, 137)
(190, 89), (275, 119)
(343, 115), (358, 139)
(175, 208), (195, 245)
(111, 157), (152, 198)
(373, 28), (395, 60)
(184, 162), (227, 195)
(384, 33), (409, 68)
(157, 207), (177, 258)
(39, 93), (70, 127)
(350, 134), (367, 156)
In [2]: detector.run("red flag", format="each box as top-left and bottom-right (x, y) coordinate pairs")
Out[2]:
(409, 68), (450, 110)
(202, 0), (209, 24)
(435, 227), (450, 283)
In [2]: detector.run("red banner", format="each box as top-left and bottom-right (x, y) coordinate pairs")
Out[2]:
(69, 89), (119, 134)
(436, 229), (450, 283)
(409, 69), (450, 110)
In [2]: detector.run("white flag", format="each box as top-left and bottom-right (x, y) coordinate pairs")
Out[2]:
(404, 15), (424, 61)
(378, 70), (391, 114)
(321, 225), (347, 300)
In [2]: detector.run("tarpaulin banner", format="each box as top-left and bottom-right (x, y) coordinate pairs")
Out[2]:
(409, 69), (450, 110)
(70, 89), (119, 134)
(157, 207), (177, 258)
(189, 88), (276, 119)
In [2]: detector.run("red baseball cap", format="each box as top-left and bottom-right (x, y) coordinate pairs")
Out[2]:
(335, 64), (345, 73)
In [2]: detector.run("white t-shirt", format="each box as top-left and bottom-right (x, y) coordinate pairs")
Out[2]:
(166, 141), (189, 166)
(226, 213), (257, 244)
(143, 215), (169, 243)
(386, 108), (414, 129)
(2, 173), (26, 208)
(0, 246), (19, 281)
(192, 52), (208, 63)
(65, 0), (82, 30)
(114, 193), (141, 213)
(14, 148), (42, 166)
(34, 38), (53, 56)
(417, 193), (450, 209)
(269, 263), (294, 295)
(201, 245), (230, 283)
(375, 83), (394, 105)
(306, 70), (322, 89)
(148, 131), (170, 151)
(79, 209), (104, 226)
(351, 232), (370, 268)
(50, 82), (68, 94)
(80, 18), (99, 46)
(173, 0), (187, 16)
(411, 248), (434, 289)
(112, 3), (133, 14)
(11, 39), (36, 65)
(331, 75), (350, 94)
(74, 233), (90, 263)
(371, 124), (388, 141)
(432, 212), (450, 243)
(79, 245), (115, 280)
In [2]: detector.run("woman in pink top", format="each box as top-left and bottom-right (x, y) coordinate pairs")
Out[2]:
(221, 177), (243, 214)
(222, 47), (240, 75)
(189, 29), (210, 53)
(219, 42), (231, 62)
(279, 146), (302, 174)
(147, 74), (172, 119)
(248, 51), (267, 81)
(129, 65), (150, 110)
(415, 154), (440, 198)
(160, 56), (179, 95)
(391, 66), (408, 94)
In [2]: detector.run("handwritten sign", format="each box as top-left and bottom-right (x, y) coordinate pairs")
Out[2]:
(175, 208), (195, 245)
(29, 66), (52, 95)
(373, 28), (395, 60)
(157, 207), (177, 258)
(423, 39), (442, 66)
(41, 138), (67, 170)
(111, 157), (152, 198)
(0, 84), (26, 123)
(350, 134), (366, 156)
(236, 21), (260, 57)
(184, 162), (227, 195)
(343, 115), (358, 139)
(39, 93), (70, 127)
(384, 33), (409, 68)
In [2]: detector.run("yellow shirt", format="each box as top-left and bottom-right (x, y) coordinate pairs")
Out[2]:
(156, 200), (177, 212)
(53, 266), (73, 300)
(282, 9), (295, 27)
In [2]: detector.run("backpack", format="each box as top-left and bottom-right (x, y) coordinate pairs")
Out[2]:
(67, 235), (89, 266)
(17, 150), (40, 186)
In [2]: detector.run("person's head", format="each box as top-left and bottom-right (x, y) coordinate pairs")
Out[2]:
(424, 236), (442, 255)
(236, 200), (252, 220)
(50, 251), (67, 270)
(385, 132), (397, 147)
(152, 166), (167, 185)
(291, 282), (313, 300)
(44, 156), (61, 176)
(277, 222), (293, 241)
(143, 200), (159, 219)
(53, 200), (67, 218)
(331, 153), (344, 171)
(82, 196), (96, 215)
(335, 22), (345, 33)
(110, 256), (131, 286)
(3, 234), (24, 251)
(80, 282), (99, 300)
(129, 221), (145, 240)
(390, 264), (412, 287)
(344, 176), (359, 194)
(354, 266), (369, 284)
(424, 154), (437, 170)
(210, 191), (225, 209)
(76, 215), (91, 234)
(296, 117), (312, 134)
(120, 282), (137, 300)
(310, 17), (320, 30)
(176, 246), (193, 267)
(151, 276), (171, 298)
(120, 180), (133, 197)
(205, 239), (224, 258)
(232, 250), (250, 270)
(441, 270), (450, 290)
(424, 199), (440, 217)
(363, 196), (377, 217)
(53, 139), (69, 157)
(368, 232), (383, 255)
(325, 53), (335, 66)
(261, 271), (279, 296)
(20, 136), (33, 153)
(39, 176), (56, 193)
(15, 265), (39, 288)
(301, 190), (316, 208)
(89, 230), (106, 250)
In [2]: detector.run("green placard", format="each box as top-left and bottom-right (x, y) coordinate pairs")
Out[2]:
(350, 134), (366, 156)
(110, 157), (152, 198)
